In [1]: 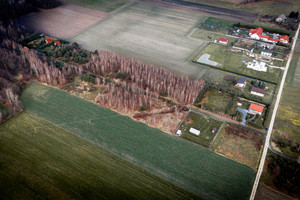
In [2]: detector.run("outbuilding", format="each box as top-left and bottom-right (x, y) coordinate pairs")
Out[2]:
(219, 38), (228, 45)
(189, 127), (200, 136)
(251, 86), (265, 97)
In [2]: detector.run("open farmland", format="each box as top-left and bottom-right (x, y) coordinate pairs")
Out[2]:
(71, 2), (208, 79)
(20, 81), (256, 200)
(195, 43), (282, 83)
(61, 0), (128, 13)
(0, 112), (198, 200)
(179, 111), (223, 147)
(17, 3), (108, 39)
(211, 123), (264, 169)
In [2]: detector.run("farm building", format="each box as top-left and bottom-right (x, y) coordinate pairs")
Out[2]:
(45, 38), (52, 43)
(280, 35), (289, 44)
(249, 27), (263, 40)
(189, 127), (200, 136)
(275, 14), (287, 23)
(251, 86), (265, 97)
(219, 38), (228, 44)
(248, 103), (264, 115)
(235, 77), (247, 88)
(249, 27), (287, 44)
(247, 60), (267, 72)
(54, 41), (61, 46)
(261, 50), (273, 57)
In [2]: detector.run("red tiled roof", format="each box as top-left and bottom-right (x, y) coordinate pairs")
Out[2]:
(260, 35), (269, 39)
(249, 103), (264, 113)
(219, 38), (228, 42)
(45, 38), (52, 43)
(268, 38), (280, 42)
(249, 27), (263, 35)
(280, 35), (289, 41)
(54, 41), (61, 46)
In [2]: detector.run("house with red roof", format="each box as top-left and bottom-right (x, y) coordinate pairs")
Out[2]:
(280, 35), (289, 44)
(45, 38), (52, 44)
(54, 41), (61, 46)
(219, 38), (228, 45)
(248, 103), (264, 115)
(249, 27), (263, 40)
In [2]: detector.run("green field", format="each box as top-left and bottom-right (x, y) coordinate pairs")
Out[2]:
(0, 112), (198, 200)
(195, 43), (282, 83)
(201, 17), (236, 33)
(18, 81), (255, 200)
(61, 0), (128, 13)
(180, 111), (223, 147)
(202, 90), (232, 112)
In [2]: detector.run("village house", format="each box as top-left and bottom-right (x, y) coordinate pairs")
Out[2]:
(54, 41), (61, 46)
(45, 38), (52, 44)
(235, 77), (247, 88)
(251, 86), (265, 97)
(280, 35), (289, 44)
(219, 38), (228, 45)
(261, 50), (273, 57)
(275, 14), (287, 23)
(248, 103), (264, 115)
(249, 27), (288, 44)
(247, 60), (267, 72)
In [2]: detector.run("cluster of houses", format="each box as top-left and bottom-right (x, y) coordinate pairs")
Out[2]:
(45, 37), (61, 46)
(234, 77), (266, 97)
(249, 27), (289, 44)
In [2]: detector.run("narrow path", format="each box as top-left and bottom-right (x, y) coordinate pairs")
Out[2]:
(249, 23), (300, 200)
(268, 145), (298, 162)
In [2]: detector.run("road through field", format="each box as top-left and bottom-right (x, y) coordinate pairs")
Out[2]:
(250, 22), (300, 200)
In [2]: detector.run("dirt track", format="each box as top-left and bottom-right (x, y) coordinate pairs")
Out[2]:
(16, 3), (108, 39)
(140, 0), (257, 24)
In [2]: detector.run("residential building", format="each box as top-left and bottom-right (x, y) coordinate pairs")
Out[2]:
(45, 38), (52, 44)
(261, 50), (273, 57)
(251, 86), (265, 97)
(247, 60), (267, 72)
(280, 35), (289, 44)
(235, 77), (247, 88)
(248, 103), (264, 115)
(275, 14), (287, 23)
(219, 38), (228, 44)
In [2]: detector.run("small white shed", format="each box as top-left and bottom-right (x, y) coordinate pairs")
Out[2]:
(189, 127), (200, 136)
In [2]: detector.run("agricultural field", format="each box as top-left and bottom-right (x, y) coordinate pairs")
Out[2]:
(19, 81), (256, 200)
(61, 0), (128, 13)
(255, 184), (296, 200)
(200, 90), (232, 113)
(0, 112), (198, 200)
(211, 123), (264, 170)
(17, 3), (108, 39)
(195, 43), (282, 83)
(179, 111), (223, 147)
(183, 0), (300, 16)
(71, 2), (208, 79)
(272, 39), (300, 158)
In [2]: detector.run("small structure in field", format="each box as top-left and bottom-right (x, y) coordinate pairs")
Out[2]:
(45, 38), (52, 44)
(189, 127), (200, 136)
(219, 38), (228, 45)
(248, 103), (264, 115)
(212, 127), (217, 133)
(251, 86), (265, 97)
(261, 50), (273, 57)
(176, 129), (182, 136)
(235, 77), (247, 88)
(237, 102), (242, 106)
(54, 41), (61, 46)
(276, 14), (287, 23)
(247, 60), (267, 72)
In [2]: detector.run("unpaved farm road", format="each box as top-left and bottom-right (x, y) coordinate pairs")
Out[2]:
(249, 22), (300, 200)
(160, 0), (257, 23)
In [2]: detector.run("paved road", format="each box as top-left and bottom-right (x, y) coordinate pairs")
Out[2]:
(249, 23), (300, 200)
(161, 0), (257, 23)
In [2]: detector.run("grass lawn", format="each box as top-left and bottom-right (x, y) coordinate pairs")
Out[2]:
(201, 17), (236, 34)
(18, 81), (256, 200)
(201, 90), (232, 112)
(192, 28), (237, 45)
(195, 43), (282, 83)
(61, 0), (128, 13)
(0, 112), (198, 200)
(211, 123), (264, 170)
(179, 111), (223, 147)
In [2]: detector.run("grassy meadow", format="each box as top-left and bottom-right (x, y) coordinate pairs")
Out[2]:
(17, 81), (256, 200)
(0, 112), (198, 200)
(195, 43), (282, 83)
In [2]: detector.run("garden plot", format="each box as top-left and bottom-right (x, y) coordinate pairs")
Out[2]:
(17, 3), (108, 39)
(71, 2), (207, 79)
(178, 111), (223, 147)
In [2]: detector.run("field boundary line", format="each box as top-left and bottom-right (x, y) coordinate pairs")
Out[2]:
(208, 121), (224, 149)
(174, 109), (191, 135)
(249, 22), (300, 200)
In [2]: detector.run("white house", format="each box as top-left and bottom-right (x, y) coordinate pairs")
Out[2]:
(247, 60), (267, 72)
(189, 127), (200, 136)
(261, 50), (273, 57)
(235, 77), (247, 88)
(176, 130), (182, 136)
(219, 38), (228, 45)
(251, 86), (265, 97)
